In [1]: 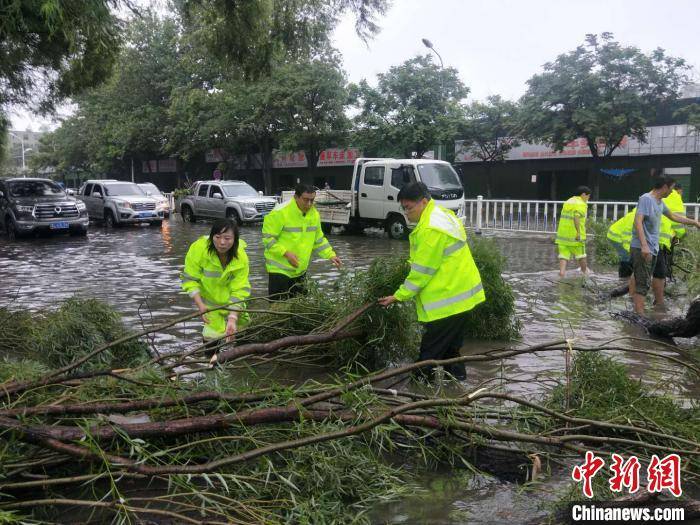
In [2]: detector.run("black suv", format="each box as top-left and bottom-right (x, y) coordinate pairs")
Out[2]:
(0, 178), (89, 239)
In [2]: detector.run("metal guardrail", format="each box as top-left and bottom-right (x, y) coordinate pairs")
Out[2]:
(465, 196), (700, 234)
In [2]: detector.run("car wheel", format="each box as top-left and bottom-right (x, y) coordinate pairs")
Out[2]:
(226, 208), (241, 225)
(104, 209), (117, 228)
(181, 205), (196, 223)
(386, 215), (408, 240)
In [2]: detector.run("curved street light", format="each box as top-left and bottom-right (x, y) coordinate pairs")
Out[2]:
(422, 38), (446, 160)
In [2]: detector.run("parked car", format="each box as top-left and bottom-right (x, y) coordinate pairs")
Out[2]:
(77, 180), (163, 227)
(138, 182), (170, 218)
(179, 181), (277, 224)
(0, 178), (89, 239)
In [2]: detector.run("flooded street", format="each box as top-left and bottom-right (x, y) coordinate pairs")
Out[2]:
(1, 217), (697, 524)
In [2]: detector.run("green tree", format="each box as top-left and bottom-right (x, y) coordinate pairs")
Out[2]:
(457, 96), (520, 197)
(177, 0), (388, 79)
(35, 14), (186, 177)
(519, 33), (689, 198)
(0, 0), (128, 159)
(275, 58), (351, 174)
(352, 55), (469, 158)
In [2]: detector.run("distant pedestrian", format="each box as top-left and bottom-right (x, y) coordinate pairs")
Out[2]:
(629, 176), (700, 314)
(555, 186), (591, 277)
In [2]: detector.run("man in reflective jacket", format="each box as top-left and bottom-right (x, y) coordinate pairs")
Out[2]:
(555, 186), (591, 277)
(262, 183), (341, 299)
(607, 209), (636, 278)
(378, 182), (485, 381)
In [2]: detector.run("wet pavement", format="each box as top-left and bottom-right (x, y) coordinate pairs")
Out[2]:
(1, 216), (697, 524)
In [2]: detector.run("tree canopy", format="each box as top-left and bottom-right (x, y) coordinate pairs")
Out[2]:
(352, 55), (469, 158)
(0, 0), (129, 150)
(518, 32), (689, 196)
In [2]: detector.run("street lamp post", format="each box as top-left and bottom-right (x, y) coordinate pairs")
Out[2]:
(8, 132), (32, 176)
(422, 38), (446, 160)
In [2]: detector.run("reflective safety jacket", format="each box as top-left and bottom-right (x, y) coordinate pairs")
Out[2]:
(607, 209), (636, 252)
(394, 199), (485, 323)
(181, 236), (251, 339)
(262, 198), (336, 278)
(664, 189), (686, 240)
(556, 196), (588, 246)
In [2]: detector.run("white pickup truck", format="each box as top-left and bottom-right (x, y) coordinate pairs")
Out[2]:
(282, 158), (466, 239)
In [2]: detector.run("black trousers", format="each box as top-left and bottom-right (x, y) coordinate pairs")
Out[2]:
(416, 310), (470, 380)
(268, 272), (307, 300)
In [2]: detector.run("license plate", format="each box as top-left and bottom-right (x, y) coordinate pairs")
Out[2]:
(138, 212), (155, 218)
(50, 221), (69, 229)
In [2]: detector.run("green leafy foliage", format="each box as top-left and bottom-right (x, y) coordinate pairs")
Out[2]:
(519, 33), (689, 196)
(588, 218), (619, 267)
(547, 352), (699, 442)
(177, 0), (388, 79)
(0, 0), (126, 161)
(352, 55), (469, 158)
(0, 298), (149, 372)
(463, 238), (521, 340)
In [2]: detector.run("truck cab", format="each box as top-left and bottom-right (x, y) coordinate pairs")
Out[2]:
(354, 158), (465, 239)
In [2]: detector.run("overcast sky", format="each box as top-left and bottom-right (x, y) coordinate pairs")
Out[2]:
(332, 0), (700, 100)
(10, 0), (700, 131)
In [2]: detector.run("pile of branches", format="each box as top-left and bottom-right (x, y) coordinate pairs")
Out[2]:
(1, 255), (698, 523)
(1, 307), (699, 523)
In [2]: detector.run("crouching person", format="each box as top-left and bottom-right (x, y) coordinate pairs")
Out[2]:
(378, 182), (485, 381)
(181, 219), (251, 353)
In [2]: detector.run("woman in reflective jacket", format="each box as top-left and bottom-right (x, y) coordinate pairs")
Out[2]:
(181, 219), (251, 345)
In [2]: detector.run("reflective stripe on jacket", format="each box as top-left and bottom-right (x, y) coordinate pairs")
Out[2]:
(607, 209), (636, 252)
(664, 189), (686, 240)
(262, 198), (335, 277)
(556, 196), (587, 246)
(394, 199), (485, 323)
(181, 236), (251, 338)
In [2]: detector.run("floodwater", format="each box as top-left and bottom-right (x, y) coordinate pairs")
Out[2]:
(0, 218), (697, 524)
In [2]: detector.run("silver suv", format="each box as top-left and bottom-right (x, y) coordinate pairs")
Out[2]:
(179, 181), (276, 224)
(78, 180), (163, 227)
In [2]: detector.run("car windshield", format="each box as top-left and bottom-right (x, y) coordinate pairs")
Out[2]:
(9, 180), (64, 197)
(104, 183), (145, 196)
(139, 183), (162, 196)
(222, 184), (258, 198)
(417, 164), (462, 189)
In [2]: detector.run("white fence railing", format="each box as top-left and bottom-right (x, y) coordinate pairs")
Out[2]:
(465, 196), (700, 234)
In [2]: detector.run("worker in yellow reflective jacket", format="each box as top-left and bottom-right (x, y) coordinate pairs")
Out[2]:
(607, 209), (636, 278)
(378, 182), (485, 381)
(555, 186), (591, 277)
(262, 184), (341, 299)
(181, 219), (251, 349)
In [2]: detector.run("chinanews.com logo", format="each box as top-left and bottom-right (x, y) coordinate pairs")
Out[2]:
(569, 452), (688, 523)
